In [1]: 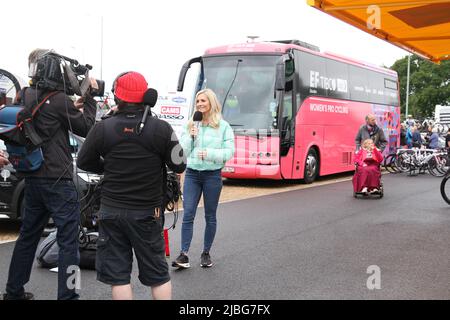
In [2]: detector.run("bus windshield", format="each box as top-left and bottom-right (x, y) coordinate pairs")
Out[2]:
(201, 55), (279, 130)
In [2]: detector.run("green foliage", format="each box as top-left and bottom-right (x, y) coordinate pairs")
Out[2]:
(390, 55), (450, 118)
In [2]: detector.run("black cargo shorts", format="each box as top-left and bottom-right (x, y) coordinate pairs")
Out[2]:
(96, 204), (169, 287)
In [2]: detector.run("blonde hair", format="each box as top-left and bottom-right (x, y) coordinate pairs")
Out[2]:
(362, 139), (374, 149)
(188, 88), (222, 130)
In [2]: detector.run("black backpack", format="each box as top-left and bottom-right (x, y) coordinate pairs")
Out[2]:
(35, 230), (59, 268)
(78, 229), (98, 270)
(35, 229), (98, 270)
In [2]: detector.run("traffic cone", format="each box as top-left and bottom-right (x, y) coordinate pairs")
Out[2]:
(164, 229), (170, 257)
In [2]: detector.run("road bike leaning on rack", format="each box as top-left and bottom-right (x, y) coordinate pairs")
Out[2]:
(384, 148), (449, 176)
(440, 167), (450, 204)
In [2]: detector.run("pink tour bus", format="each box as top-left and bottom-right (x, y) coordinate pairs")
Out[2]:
(177, 40), (400, 183)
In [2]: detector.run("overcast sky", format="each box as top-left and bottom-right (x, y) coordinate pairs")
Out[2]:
(2, 0), (408, 94)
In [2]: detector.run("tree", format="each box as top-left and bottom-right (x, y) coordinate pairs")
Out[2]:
(390, 55), (450, 119)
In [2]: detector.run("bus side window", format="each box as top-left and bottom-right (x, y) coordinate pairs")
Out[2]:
(286, 59), (295, 78)
(283, 58), (295, 124)
(283, 80), (293, 123)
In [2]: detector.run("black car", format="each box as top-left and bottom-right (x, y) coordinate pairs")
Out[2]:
(0, 134), (101, 221)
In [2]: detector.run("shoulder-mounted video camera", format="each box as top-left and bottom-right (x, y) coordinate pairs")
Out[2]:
(29, 52), (105, 97)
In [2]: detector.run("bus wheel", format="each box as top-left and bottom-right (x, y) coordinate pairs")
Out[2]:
(304, 148), (319, 184)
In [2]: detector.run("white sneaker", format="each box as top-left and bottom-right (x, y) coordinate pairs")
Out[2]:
(361, 187), (368, 194)
(370, 188), (379, 194)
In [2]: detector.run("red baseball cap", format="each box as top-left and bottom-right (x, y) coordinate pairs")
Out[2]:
(114, 72), (148, 103)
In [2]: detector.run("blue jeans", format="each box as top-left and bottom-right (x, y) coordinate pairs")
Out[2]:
(6, 178), (80, 300)
(181, 169), (223, 254)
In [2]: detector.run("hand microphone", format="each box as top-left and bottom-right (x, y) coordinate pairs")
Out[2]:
(192, 110), (203, 141)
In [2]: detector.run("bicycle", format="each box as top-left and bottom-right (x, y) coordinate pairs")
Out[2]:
(440, 167), (450, 205)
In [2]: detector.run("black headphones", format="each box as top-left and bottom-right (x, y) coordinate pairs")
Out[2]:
(111, 71), (132, 95)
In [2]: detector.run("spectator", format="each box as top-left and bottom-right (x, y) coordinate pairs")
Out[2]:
(355, 114), (387, 152)
(446, 128), (450, 149)
(77, 72), (186, 300)
(400, 123), (407, 147)
(405, 125), (413, 148)
(411, 125), (423, 148)
(0, 150), (9, 167)
(427, 127), (440, 149)
(406, 114), (415, 128)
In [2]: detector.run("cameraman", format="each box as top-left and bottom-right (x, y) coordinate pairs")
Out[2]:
(77, 71), (186, 300)
(3, 49), (98, 300)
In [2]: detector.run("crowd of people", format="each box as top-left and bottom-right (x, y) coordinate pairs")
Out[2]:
(400, 115), (450, 150)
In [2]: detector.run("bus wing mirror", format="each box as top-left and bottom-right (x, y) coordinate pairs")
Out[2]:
(177, 57), (202, 92)
(275, 62), (286, 91)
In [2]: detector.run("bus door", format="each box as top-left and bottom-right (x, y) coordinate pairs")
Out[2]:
(278, 57), (296, 179)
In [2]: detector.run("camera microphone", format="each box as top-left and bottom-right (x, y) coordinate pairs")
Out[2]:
(143, 88), (158, 108)
(192, 110), (203, 141)
(137, 88), (158, 135)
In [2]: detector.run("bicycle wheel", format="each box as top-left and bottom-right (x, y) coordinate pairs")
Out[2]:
(429, 155), (448, 177)
(383, 153), (398, 173)
(395, 152), (412, 173)
(440, 174), (450, 204)
(0, 69), (21, 105)
(428, 159), (439, 176)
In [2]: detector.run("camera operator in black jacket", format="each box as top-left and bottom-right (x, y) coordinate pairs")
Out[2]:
(77, 71), (186, 300)
(3, 49), (98, 300)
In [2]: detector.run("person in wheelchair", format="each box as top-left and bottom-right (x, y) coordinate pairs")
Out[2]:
(353, 139), (384, 195)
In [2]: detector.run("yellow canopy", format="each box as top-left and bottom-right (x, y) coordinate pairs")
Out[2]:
(307, 0), (450, 63)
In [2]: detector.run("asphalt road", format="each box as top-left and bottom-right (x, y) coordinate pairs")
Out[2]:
(0, 173), (449, 300)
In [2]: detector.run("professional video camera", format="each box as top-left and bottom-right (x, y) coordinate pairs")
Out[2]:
(29, 52), (105, 97)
